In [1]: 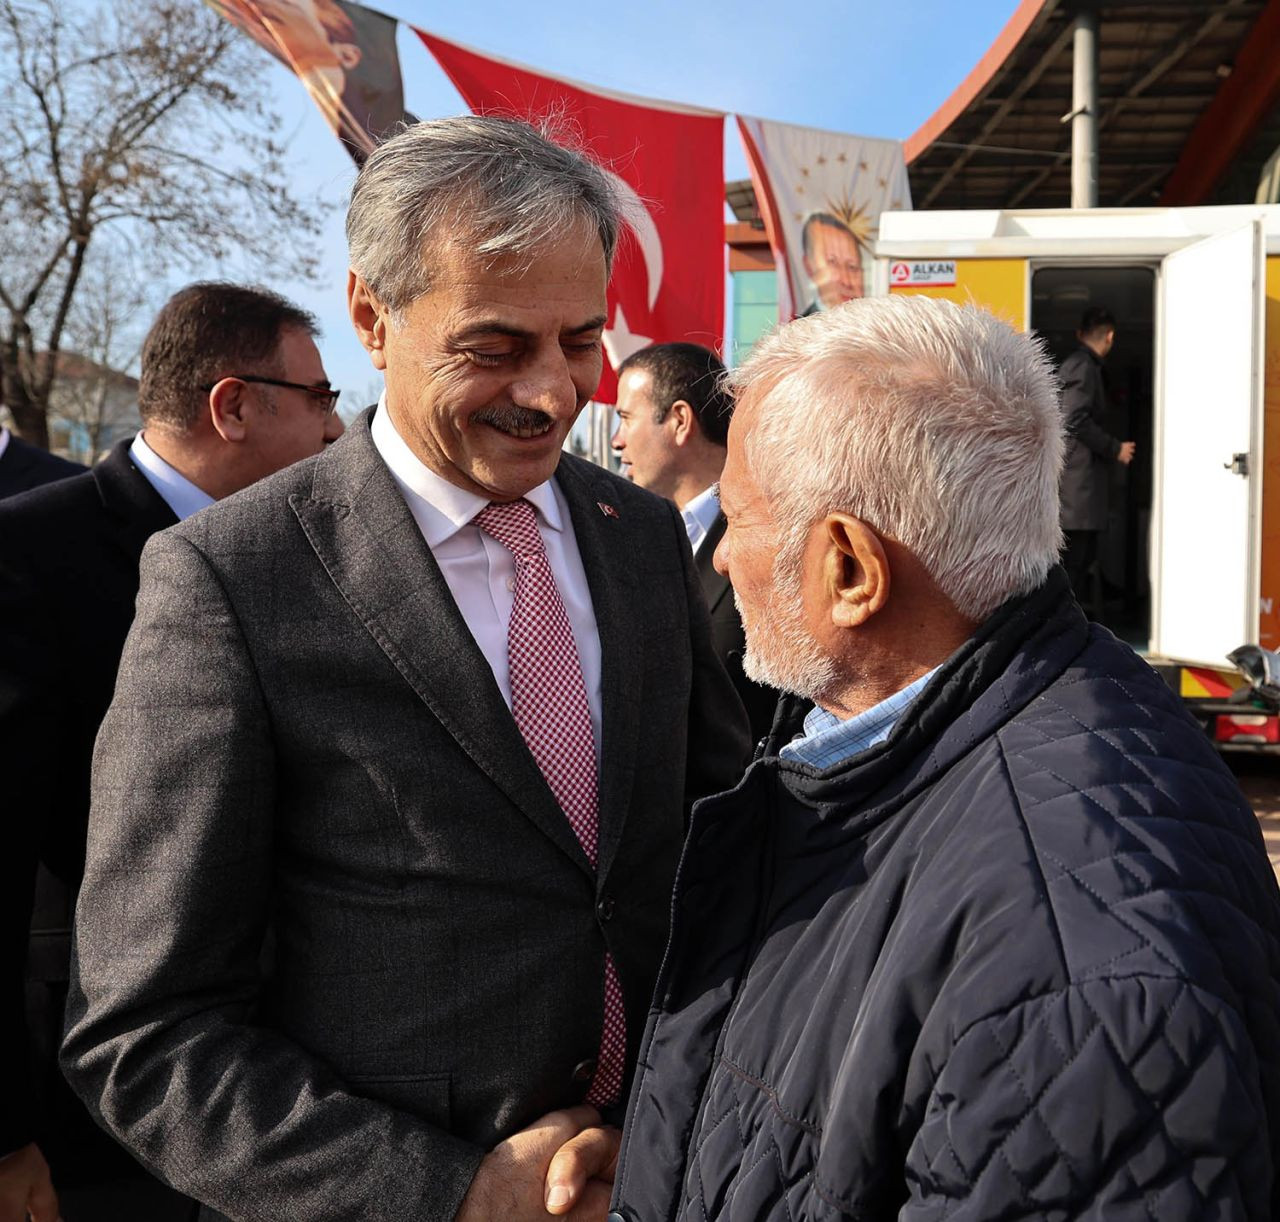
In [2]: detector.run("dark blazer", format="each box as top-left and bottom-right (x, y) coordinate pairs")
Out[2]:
(0, 439), (176, 1158)
(695, 512), (778, 743)
(62, 411), (750, 1221)
(1059, 345), (1121, 531)
(0, 432), (85, 499)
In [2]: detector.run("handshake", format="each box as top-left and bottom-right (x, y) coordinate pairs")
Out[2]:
(456, 1105), (620, 1222)
(0, 1105), (620, 1222)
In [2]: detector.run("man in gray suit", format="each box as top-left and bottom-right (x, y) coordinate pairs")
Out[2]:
(62, 116), (750, 1221)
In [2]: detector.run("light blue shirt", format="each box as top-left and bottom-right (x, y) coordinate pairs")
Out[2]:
(779, 667), (940, 768)
(680, 484), (721, 554)
(129, 433), (215, 522)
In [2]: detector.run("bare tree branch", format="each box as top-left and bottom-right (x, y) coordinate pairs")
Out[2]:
(0, 0), (327, 446)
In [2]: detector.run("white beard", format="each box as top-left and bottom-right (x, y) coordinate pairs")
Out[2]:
(735, 572), (838, 704)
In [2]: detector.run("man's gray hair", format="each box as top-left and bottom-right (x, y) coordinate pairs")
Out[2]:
(347, 115), (627, 311)
(728, 295), (1064, 622)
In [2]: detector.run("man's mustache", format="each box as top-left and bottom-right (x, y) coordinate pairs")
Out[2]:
(473, 405), (554, 432)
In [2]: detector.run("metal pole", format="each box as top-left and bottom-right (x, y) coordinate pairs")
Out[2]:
(1071, 7), (1099, 208)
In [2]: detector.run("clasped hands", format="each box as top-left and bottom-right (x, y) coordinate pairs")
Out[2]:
(2, 1105), (617, 1222)
(456, 1104), (620, 1222)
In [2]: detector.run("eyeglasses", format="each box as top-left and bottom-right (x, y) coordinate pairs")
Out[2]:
(202, 375), (340, 414)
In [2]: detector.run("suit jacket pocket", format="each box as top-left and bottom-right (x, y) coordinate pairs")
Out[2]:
(346, 1071), (452, 1127)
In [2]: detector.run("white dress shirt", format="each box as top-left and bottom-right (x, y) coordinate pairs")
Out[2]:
(130, 432), (215, 522)
(370, 399), (603, 762)
(681, 483), (721, 555)
(0, 426), (11, 463)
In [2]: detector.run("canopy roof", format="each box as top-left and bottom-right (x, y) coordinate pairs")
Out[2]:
(907, 0), (1279, 211)
(727, 0), (1280, 224)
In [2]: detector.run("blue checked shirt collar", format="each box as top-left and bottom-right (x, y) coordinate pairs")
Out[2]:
(779, 667), (940, 769)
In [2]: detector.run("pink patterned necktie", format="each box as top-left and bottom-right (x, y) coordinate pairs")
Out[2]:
(473, 498), (625, 1107)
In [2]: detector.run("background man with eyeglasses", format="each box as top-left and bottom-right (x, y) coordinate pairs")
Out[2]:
(0, 280), (343, 1222)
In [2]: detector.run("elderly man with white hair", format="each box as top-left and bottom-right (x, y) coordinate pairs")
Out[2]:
(602, 296), (1280, 1221)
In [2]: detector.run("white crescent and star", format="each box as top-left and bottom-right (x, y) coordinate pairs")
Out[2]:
(601, 168), (663, 369)
(601, 305), (653, 369)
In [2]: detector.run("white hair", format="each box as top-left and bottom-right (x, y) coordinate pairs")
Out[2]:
(728, 295), (1064, 623)
(347, 115), (627, 311)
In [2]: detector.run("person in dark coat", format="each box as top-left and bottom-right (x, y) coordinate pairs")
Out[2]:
(598, 295), (1280, 1221)
(612, 342), (778, 742)
(1058, 305), (1135, 605)
(0, 427), (84, 498)
(0, 281), (343, 1222)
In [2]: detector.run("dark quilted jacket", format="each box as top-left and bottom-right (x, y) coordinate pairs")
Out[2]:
(611, 570), (1280, 1220)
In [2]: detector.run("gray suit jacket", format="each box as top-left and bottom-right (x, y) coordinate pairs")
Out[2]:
(62, 411), (749, 1221)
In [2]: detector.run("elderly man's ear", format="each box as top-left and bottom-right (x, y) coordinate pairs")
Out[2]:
(822, 513), (890, 628)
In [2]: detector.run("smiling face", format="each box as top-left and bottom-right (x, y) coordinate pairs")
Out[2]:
(353, 222), (608, 501)
(803, 220), (864, 309)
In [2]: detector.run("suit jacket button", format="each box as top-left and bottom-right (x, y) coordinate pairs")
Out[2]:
(596, 895), (616, 923)
(571, 1058), (597, 1083)
(607, 1213), (631, 1222)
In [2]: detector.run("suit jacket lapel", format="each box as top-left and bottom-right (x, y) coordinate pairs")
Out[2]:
(554, 456), (642, 882)
(291, 412), (592, 877)
(695, 511), (732, 615)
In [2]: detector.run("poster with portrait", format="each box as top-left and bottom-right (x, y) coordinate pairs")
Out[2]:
(736, 115), (911, 321)
(206, 0), (414, 163)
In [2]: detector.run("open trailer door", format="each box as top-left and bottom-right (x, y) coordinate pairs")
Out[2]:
(1151, 220), (1264, 667)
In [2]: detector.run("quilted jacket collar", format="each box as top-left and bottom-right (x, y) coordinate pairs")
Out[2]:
(762, 566), (1088, 820)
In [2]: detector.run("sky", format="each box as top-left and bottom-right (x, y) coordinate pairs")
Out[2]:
(211, 0), (1023, 408)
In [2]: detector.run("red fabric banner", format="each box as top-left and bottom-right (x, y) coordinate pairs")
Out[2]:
(414, 29), (725, 403)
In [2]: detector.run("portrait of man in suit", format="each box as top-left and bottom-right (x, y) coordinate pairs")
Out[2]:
(1, 281), (343, 1222)
(62, 116), (749, 1222)
(612, 342), (777, 741)
(800, 210), (865, 315)
(209, 0), (413, 162)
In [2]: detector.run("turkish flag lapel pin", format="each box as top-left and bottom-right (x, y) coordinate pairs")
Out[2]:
(597, 501), (620, 519)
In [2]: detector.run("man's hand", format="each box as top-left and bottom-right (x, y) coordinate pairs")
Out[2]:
(455, 1105), (620, 1222)
(543, 1117), (620, 1217)
(1118, 441), (1136, 465)
(0, 1142), (58, 1222)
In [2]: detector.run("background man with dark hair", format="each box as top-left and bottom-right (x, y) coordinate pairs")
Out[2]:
(0, 429), (84, 499)
(612, 342), (777, 740)
(61, 116), (747, 1222)
(1059, 304), (1136, 606)
(800, 211), (864, 314)
(0, 281), (342, 1222)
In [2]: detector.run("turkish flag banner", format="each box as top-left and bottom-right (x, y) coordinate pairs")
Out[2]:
(414, 28), (725, 403)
